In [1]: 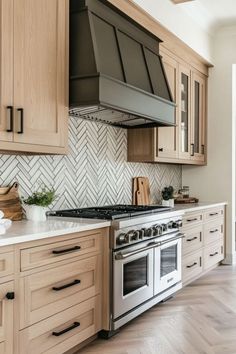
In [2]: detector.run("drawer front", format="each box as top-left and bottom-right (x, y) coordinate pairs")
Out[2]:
(204, 239), (224, 270)
(204, 219), (224, 245)
(20, 255), (101, 328)
(182, 212), (203, 228)
(183, 250), (203, 284)
(204, 207), (224, 222)
(19, 296), (101, 354)
(182, 225), (203, 255)
(0, 252), (14, 278)
(20, 232), (102, 271)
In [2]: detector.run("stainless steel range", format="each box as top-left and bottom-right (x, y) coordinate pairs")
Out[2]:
(49, 205), (185, 336)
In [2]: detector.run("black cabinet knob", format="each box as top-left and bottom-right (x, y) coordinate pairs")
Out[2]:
(6, 292), (15, 300)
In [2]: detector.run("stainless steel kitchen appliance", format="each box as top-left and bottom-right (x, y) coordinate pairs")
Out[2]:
(49, 205), (184, 336)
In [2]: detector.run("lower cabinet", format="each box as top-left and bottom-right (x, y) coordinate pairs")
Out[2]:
(0, 228), (108, 354)
(0, 281), (14, 354)
(182, 206), (225, 285)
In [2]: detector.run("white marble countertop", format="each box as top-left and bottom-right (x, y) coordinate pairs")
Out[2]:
(0, 201), (227, 247)
(0, 218), (111, 247)
(171, 201), (227, 214)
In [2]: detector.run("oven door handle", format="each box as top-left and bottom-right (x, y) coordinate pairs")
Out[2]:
(114, 233), (185, 260)
(114, 242), (159, 260)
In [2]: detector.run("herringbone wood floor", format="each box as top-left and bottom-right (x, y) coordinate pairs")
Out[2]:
(77, 265), (236, 354)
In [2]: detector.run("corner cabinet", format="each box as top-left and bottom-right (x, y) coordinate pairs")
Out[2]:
(0, 0), (69, 155)
(127, 47), (208, 165)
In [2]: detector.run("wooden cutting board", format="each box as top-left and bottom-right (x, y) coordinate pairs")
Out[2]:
(0, 182), (23, 221)
(132, 177), (150, 205)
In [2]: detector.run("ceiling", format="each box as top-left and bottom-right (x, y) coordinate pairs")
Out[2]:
(176, 0), (236, 33)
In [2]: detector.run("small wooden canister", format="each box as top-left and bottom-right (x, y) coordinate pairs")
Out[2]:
(0, 182), (23, 221)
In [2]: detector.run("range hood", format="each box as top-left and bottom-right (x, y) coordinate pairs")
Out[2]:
(69, 0), (176, 128)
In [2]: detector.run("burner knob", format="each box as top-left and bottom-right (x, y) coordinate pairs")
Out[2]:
(139, 229), (145, 239)
(128, 230), (139, 242)
(161, 223), (168, 232)
(145, 228), (153, 237)
(117, 233), (129, 245)
(153, 225), (162, 236)
(172, 220), (182, 228)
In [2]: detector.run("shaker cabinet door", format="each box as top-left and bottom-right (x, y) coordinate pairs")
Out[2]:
(13, 0), (68, 148)
(179, 64), (191, 160)
(0, 0), (14, 142)
(0, 281), (14, 354)
(157, 50), (179, 159)
(191, 71), (206, 163)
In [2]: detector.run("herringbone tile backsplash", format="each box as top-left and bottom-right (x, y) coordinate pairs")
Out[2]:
(0, 117), (182, 209)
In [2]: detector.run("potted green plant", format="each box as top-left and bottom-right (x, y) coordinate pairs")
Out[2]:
(161, 186), (174, 208)
(22, 184), (57, 221)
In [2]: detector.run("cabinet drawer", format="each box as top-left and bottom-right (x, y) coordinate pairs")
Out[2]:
(182, 225), (203, 255)
(204, 220), (224, 245)
(183, 250), (203, 284)
(19, 255), (101, 328)
(182, 212), (203, 228)
(20, 232), (101, 271)
(19, 296), (101, 354)
(0, 252), (14, 278)
(204, 239), (224, 270)
(204, 207), (224, 222)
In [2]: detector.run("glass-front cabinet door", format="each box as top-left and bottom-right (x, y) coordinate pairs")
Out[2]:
(179, 65), (191, 159)
(191, 71), (206, 163)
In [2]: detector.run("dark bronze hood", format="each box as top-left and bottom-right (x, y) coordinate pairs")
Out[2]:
(69, 0), (176, 128)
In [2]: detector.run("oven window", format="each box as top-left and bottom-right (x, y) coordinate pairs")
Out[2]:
(123, 256), (148, 296)
(161, 244), (177, 277)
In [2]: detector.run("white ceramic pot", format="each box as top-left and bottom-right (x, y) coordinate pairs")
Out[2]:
(24, 204), (48, 222)
(162, 199), (174, 208)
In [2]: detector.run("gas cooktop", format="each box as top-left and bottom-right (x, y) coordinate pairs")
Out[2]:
(49, 204), (172, 220)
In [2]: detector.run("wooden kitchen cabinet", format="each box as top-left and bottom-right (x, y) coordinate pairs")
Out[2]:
(0, 281), (14, 354)
(0, 0), (69, 154)
(182, 205), (225, 286)
(127, 48), (208, 165)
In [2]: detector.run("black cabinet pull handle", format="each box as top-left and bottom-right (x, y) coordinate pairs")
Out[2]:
(191, 143), (195, 156)
(186, 236), (198, 242)
(201, 144), (205, 155)
(17, 108), (24, 134)
(52, 321), (80, 337)
(210, 252), (218, 257)
(210, 229), (218, 234)
(52, 279), (81, 291)
(209, 212), (218, 216)
(6, 292), (15, 300)
(186, 218), (198, 222)
(52, 245), (81, 255)
(187, 262), (197, 269)
(6, 106), (14, 132)
(158, 148), (163, 152)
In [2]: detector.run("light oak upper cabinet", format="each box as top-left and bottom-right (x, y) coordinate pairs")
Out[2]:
(0, 0), (14, 143)
(157, 51), (179, 160)
(0, 0), (68, 154)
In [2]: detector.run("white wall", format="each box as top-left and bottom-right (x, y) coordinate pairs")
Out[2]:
(182, 26), (236, 264)
(133, 0), (213, 63)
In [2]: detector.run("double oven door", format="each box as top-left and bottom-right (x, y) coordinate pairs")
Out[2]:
(113, 246), (154, 319)
(154, 236), (182, 294)
(113, 232), (182, 320)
